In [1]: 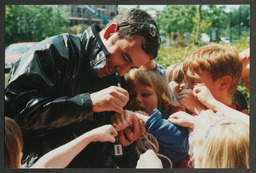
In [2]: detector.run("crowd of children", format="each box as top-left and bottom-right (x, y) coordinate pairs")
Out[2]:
(5, 43), (250, 168)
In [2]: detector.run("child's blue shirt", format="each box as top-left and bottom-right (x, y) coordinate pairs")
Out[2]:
(144, 108), (189, 167)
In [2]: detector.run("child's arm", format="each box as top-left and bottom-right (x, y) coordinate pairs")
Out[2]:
(31, 125), (117, 168)
(193, 85), (249, 124)
(240, 48), (250, 92)
(168, 111), (196, 128)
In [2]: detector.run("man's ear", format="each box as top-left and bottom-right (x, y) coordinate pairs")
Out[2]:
(103, 23), (118, 40)
(219, 75), (232, 91)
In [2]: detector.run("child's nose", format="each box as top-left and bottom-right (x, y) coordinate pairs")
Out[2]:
(135, 95), (143, 104)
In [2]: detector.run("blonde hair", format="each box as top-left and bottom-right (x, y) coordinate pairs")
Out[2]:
(126, 69), (179, 119)
(183, 43), (243, 96)
(166, 63), (184, 83)
(189, 111), (249, 168)
(5, 117), (23, 168)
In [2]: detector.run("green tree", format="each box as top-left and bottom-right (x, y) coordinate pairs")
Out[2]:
(5, 5), (69, 46)
(156, 5), (197, 35)
(231, 5), (250, 28)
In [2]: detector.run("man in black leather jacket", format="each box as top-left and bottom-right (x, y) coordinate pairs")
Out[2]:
(5, 8), (160, 168)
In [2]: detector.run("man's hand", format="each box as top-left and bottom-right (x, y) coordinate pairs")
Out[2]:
(90, 86), (129, 113)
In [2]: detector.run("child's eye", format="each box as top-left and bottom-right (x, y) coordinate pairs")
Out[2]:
(142, 93), (151, 97)
(175, 78), (182, 83)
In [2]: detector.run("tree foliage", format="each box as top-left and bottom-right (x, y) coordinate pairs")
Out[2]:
(5, 5), (69, 45)
(156, 5), (249, 44)
(156, 5), (197, 34)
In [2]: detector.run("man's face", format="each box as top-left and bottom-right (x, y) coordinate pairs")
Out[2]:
(98, 34), (151, 78)
(127, 82), (158, 115)
(185, 69), (219, 98)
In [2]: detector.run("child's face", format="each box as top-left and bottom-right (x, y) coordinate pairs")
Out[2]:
(128, 82), (158, 115)
(168, 78), (185, 99)
(185, 69), (219, 97)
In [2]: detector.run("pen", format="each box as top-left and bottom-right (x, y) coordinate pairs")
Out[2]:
(116, 72), (121, 87)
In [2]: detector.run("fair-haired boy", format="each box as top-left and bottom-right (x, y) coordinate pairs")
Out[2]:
(178, 43), (243, 114)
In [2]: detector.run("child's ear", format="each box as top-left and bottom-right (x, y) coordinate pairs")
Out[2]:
(219, 76), (232, 91)
(103, 23), (118, 40)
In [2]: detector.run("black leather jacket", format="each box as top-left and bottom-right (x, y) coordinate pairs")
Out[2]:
(5, 24), (128, 168)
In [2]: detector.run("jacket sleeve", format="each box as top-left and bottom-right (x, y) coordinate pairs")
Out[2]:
(144, 109), (189, 152)
(5, 34), (93, 131)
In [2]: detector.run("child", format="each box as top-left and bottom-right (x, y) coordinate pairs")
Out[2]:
(126, 69), (182, 118)
(179, 43), (243, 114)
(5, 117), (117, 168)
(166, 63), (185, 101)
(143, 108), (249, 168)
(169, 85), (249, 168)
(112, 69), (189, 168)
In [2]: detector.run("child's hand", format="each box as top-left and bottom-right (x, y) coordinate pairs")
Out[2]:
(168, 111), (195, 128)
(239, 48), (250, 92)
(91, 125), (118, 143)
(239, 48), (250, 69)
(193, 85), (217, 110)
(178, 89), (206, 114)
(118, 115), (142, 146)
(111, 110), (135, 131)
(136, 149), (162, 168)
(241, 64), (250, 92)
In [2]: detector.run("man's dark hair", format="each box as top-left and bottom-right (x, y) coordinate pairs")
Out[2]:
(106, 8), (160, 59)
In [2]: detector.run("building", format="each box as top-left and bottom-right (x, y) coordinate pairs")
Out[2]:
(69, 5), (117, 27)
(52, 5), (117, 28)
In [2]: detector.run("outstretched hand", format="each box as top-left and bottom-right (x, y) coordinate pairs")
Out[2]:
(111, 110), (136, 131)
(118, 115), (142, 146)
(168, 111), (195, 128)
(91, 125), (118, 143)
(239, 48), (250, 92)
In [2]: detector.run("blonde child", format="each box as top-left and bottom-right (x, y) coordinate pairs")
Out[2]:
(142, 108), (249, 168)
(169, 85), (249, 168)
(166, 63), (185, 102)
(139, 85), (249, 168)
(5, 117), (117, 168)
(126, 69), (182, 118)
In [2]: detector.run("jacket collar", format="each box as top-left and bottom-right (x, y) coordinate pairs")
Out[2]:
(81, 23), (110, 76)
